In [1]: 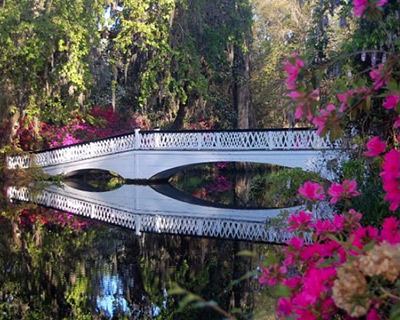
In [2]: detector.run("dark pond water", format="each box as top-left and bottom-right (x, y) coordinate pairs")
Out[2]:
(0, 162), (310, 319)
(169, 162), (308, 208)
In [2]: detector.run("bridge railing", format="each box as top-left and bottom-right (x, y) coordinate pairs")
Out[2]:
(7, 186), (310, 243)
(7, 128), (341, 169)
(140, 129), (339, 150)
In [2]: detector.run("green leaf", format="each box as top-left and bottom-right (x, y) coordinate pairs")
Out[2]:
(390, 301), (400, 320)
(262, 254), (278, 267)
(365, 95), (372, 112)
(362, 241), (375, 252)
(386, 80), (398, 91)
(317, 256), (340, 268)
(231, 271), (258, 286)
(329, 125), (343, 141)
(236, 250), (256, 257)
(179, 294), (198, 308)
(168, 283), (186, 295)
(273, 285), (291, 297)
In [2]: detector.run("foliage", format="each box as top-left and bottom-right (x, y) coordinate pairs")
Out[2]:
(259, 1), (400, 319)
(0, 0), (104, 145)
(262, 208), (400, 319)
(16, 105), (150, 150)
(250, 168), (322, 208)
(250, 0), (314, 127)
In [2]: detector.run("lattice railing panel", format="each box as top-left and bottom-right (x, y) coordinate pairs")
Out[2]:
(6, 186), (310, 243)
(7, 129), (340, 169)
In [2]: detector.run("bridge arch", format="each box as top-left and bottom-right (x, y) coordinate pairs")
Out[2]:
(148, 161), (291, 181)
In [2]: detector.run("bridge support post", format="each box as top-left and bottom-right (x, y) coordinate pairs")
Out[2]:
(154, 127), (160, 148)
(268, 131), (274, 150)
(135, 215), (142, 235)
(196, 132), (201, 150)
(134, 128), (141, 149)
(216, 132), (221, 148)
(196, 219), (204, 235)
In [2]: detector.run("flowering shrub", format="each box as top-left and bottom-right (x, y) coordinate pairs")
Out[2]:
(19, 207), (90, 231)
(260, 1), (400, 319)
(17, 105), (150, 151)
(261, 209), (400, 319)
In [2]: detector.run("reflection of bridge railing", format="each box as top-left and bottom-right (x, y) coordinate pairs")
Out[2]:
(7, 186), (306, 243)
(7, 128), (341, 170)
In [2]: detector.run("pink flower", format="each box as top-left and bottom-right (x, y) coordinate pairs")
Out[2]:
(380, 149), (400, 211)
(294, 306), (317, 320)
(370, 64), (389, 90)
(312, 116), (327, 135)
(376, 0), (388, 7)
(383, 94), (400, 110)
(353, 0), (368, 17)
(287, 236), (304, 249)
(365, 136), (386, 157)
(300, 243), (325, 261)
(354, 0), (388, 17)
(298, 181), (325, 201)
(287, 211), (313, 232)
(312, 104), (339, 135)
(283, 275), (302, 290)
(284, 54), (305, 90)
(259, 267), (277, 286)
(337, 91), (352, 112)
(259, 264), (287, 286)
(293, 90), (319, 121)
(294, 102), (305, 119)
(352, 226), (379, 250)
(302, 267), (336, 304)
(328, 180), (360, 204)
(380, 217), (400, 244)
(288, 90), (303, 99)
(277, 297), (293, 317)
(311, 219), (336, 237)
(394, 116), (400, 129)
(367, 308), (383, 320)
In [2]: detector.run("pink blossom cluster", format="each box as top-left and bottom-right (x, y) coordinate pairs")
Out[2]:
(207, 175), (233, 193)
(312, 104), (339, 135)
(293, 89), (320, 121)
(370, 64), (390, 90)
(260, 209), (400, 319)
(365, 136), (386, 157)
(19, 208), (89, 231)
(381, 149), (400, 211)
(298, 180), (360, 204)
(17, 105), (150, 151)
(298, 181), (325, 201)
(382, 94), (400, 110)
(328, 180), (360, 204)
(283, 54), (305, 90)
(283, 54), (321, 121)
(364, 136), (400, 211)
(353, 0), (388, 18)
(336, 87), (370, 113)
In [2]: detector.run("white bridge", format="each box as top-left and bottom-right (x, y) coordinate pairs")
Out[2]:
(7, 128), (342, 180)
(7, 184), (307, 243)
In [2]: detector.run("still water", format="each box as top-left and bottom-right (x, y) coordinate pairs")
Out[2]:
(0, 163), (303, 319)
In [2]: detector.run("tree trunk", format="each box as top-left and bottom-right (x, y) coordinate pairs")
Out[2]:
(234, 39), (252, 129)
(232, 0), (253, 129)
(171, 100), (187, 129)
(111, 64), (118, 111)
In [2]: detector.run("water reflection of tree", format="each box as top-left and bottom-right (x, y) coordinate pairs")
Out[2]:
(0, 202), (265, 319)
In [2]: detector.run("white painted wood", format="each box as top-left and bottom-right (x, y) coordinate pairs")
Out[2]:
(7, 185), (307, 243)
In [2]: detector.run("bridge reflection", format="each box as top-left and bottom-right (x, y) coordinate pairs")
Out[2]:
(7, 182), (304, 243)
